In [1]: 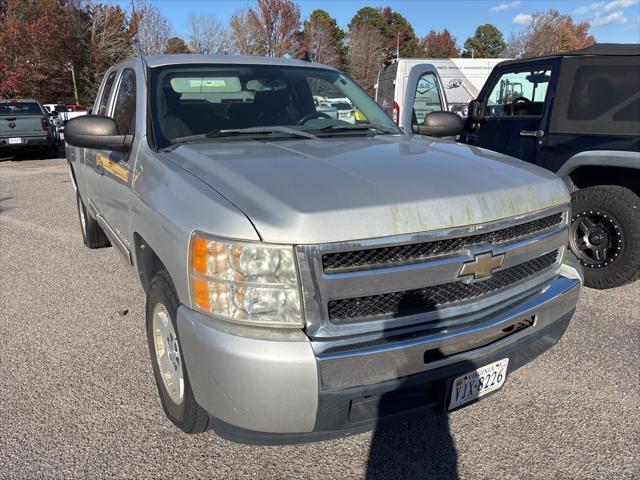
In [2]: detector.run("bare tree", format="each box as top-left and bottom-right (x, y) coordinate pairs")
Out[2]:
(505, 9), (595, 58)
(186, 13), (230, 55)
(346, 23), (386, 94)
(229, 9), (265, 55)
(134, 0), (172, 56)
(85, 3), (135, 99)
(247, 0), (301, 57)
(300, 10), (341, 67)
(89, 4), (133, 63)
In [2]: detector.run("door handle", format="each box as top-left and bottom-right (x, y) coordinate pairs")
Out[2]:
(520, 130), (544, 138)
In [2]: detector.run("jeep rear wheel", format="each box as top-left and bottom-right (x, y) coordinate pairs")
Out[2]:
(570, 186), (640, 289)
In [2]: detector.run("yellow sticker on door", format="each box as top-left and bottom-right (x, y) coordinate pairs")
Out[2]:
(97, 154), (128, 182)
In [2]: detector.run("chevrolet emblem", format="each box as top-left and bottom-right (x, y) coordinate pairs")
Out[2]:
(459, 252), (505, 280)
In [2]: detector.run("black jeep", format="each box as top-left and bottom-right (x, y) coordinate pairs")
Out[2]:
(460, 43), (640, 289)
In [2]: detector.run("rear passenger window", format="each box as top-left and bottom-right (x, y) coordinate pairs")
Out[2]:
(567, 65), (640, 122)
(550, 57), (640, 135)
(97, 71), (117, 116)
(113, 69), (136, 135)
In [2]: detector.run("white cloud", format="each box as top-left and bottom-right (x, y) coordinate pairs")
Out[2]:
(575, 0), (639, 15)
(489, 1), (522, 12)
(591, 10), (629, 26)
(573, 0), (637, 28)
(574, 2), (605, 15)
(603, 0), (639, 12)
(512, 13), (533, 25)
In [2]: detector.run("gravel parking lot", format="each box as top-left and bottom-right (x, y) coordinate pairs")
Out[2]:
(1, 156), (638, 480)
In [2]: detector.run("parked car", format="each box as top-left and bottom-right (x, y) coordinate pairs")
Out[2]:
(313, 98), (338, 119)
(65, 55), (582, 443)
(0, 99), (58, 157)
(330, 101), (356, 123)
(459, 43), (640, 289)
(44, 103), (88, 130)
(43, 103), (69, 124)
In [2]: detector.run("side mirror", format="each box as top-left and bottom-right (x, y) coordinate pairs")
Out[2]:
(65, 116), (132, 151)
(468, 99), (484, 121)
(415, 111), (464, 138)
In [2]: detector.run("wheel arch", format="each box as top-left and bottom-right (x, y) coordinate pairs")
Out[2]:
(557, 150), (640, 195)
(134, 233), (170, 295)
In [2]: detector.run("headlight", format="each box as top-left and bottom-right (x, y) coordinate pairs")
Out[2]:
(189, 232), (302, 327)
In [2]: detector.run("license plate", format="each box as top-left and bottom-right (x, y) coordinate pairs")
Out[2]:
(8, 137), (22, 144)
(448, 358), (509, 410)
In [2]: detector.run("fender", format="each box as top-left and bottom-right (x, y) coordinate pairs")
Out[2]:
(556, 150), (640, 180)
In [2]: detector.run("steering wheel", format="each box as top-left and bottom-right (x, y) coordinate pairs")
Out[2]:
(297, 112), (332, 125)
(511, 96), (532, 114)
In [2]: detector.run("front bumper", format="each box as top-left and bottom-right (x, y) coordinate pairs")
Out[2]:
(178, 255), (582, 444)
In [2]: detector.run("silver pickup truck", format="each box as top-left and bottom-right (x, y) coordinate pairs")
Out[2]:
(65, 55), (583, 443)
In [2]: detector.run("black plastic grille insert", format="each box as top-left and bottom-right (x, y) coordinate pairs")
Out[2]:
(322, 213), (563, 272)
(327, 250), (559, 323)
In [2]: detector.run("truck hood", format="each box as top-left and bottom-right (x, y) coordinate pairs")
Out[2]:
(164, 135), (569, 244)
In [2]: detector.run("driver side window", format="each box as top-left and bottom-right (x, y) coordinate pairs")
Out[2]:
(485, 67), (552, 117)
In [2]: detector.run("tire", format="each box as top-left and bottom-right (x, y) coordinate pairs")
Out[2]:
(75, 191), (110, 249)
(569, 185), (640, 289)
(146, 270), (209, 434)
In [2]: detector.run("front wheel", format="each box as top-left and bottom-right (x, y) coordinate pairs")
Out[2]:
(146, 270), (209, 434)
(569, 185), (640, 289)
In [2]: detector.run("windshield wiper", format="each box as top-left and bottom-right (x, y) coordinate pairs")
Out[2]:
(317, 124), (398, 134)
(171, 126), (317, 146)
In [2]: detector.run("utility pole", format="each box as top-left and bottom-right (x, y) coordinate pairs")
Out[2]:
(396, 32), (400, 59)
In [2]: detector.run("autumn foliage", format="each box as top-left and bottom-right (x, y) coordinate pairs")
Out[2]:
(0, 0), (136, 103)
(0, 1), (598, 102)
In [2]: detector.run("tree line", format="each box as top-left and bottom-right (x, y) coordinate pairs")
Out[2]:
(0, 0), (596, 103)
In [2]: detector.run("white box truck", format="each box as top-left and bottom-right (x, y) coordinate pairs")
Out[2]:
(375, 58), (507, 131)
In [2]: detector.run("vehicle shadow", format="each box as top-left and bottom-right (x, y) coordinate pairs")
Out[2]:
(363, 305), (481, 480)
(1, 145), (65, 161)
(365, 380), (461, 479)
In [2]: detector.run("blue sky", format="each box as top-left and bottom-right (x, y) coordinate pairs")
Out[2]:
(116, 0), (640, 45)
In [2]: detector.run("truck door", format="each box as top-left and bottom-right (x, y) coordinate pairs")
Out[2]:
(464, 62), (556, 163)
(400, 65), (448, 133)
(89, 67), (137, 262)
(81, 70), (118, 206)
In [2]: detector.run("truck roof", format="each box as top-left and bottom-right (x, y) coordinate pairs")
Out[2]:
(125, 54), (339, 70)
(498, 43), (639, 68)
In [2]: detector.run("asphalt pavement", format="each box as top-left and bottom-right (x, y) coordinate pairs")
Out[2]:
(1, 156), (638, 479)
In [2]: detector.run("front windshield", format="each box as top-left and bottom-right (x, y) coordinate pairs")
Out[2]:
(150, 63), (400, 148)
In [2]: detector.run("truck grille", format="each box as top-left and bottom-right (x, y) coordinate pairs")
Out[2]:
(327, 250), (559, 323)
(322, 213), (563, 272)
